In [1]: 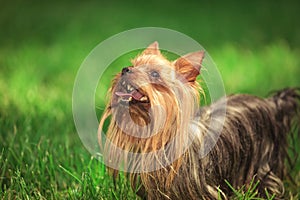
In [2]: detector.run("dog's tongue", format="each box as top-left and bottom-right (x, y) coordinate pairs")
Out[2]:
(115, 90), (143, 100)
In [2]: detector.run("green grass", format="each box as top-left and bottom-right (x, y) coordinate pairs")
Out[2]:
(224, 178), (267, 200)
(1, 0), (300, 199)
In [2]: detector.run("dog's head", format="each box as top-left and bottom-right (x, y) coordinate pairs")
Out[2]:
(109, 42), (205, 133)
(98, 42), (205, 178)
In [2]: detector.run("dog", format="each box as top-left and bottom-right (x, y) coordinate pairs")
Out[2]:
(98, 42), (300, 199)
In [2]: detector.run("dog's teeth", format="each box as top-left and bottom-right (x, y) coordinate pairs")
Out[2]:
(126, 84), (134, 92)
(129, 86), (134, 92)
(122, 81), (126, 86)
(140, 96), (148, 102)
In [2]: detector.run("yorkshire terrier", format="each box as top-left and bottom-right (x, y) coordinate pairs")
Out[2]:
(98, 42), (300, 199)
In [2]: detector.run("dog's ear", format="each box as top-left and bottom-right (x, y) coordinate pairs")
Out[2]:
(142, 41), (161, 55)
(173, 51), (205, 82)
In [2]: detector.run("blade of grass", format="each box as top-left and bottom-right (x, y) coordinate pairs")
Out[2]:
(59, 165), (82, 184)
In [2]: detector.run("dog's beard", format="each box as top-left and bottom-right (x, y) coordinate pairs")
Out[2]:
(111, 78), (166, 138)
(101, 69), (202, 172)
(110, 75), (187, 146)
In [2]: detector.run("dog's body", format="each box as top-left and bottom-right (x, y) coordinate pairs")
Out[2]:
(98, 42), (300, 199)
(148, 92), (298, 199)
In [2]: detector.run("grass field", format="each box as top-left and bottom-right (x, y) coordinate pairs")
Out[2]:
(1, 0), (300, 199)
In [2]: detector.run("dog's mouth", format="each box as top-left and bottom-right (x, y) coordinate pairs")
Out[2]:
(115, 80), (149, 105)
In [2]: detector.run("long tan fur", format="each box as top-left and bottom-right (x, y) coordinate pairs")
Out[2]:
(98, 42), (300, 199)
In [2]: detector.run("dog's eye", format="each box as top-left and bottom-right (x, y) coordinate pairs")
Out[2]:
(150, 71), (160, 78)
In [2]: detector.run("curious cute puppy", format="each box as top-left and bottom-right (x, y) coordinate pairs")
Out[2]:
(98, 42), (300, 199)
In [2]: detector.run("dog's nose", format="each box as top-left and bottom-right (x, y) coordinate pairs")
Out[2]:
(121, 66), (132, 75)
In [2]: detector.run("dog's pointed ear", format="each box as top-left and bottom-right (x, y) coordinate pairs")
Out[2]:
(173, 51), (205, 82)
(142, 41), (161, 55)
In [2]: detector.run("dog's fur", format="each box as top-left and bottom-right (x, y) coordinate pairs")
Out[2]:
(98, 42), (300, 199)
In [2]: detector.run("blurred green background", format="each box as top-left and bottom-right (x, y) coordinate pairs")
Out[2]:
(0, 0), (300, 199)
